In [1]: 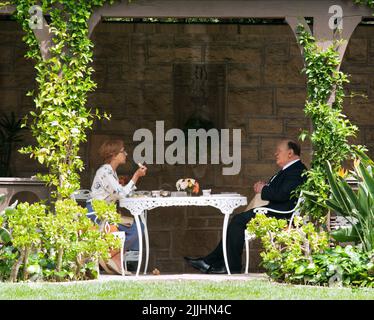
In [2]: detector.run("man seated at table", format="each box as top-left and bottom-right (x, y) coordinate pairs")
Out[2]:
(184, 138), (307, 274)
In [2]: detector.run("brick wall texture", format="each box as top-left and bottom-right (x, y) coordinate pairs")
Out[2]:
(0, 21), (373, 273)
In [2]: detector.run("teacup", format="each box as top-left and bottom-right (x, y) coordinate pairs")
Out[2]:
(151, 190), (161, 197)
(202, 189), (211, 196)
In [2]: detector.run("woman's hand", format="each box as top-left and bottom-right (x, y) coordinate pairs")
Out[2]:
(135, 165), (147, 177)
(131, 165), (147, 184)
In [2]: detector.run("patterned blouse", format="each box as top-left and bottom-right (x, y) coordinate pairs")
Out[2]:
(90, 164), (136, 203)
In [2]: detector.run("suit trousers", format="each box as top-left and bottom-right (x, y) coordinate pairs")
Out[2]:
(203, 208), (290, 273)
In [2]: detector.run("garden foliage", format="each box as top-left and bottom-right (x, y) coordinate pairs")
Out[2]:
(3, 0), (118, 199)
(0, 197), (120, 282)
(324, 153), (374, 252)
(247, 214), (374, 287)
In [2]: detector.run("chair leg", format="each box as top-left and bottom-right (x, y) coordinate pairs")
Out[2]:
(123, 255), (128, 272)
(245, 238), (249, 274)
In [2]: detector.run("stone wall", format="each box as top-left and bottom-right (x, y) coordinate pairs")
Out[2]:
(0, 20), (373, 273)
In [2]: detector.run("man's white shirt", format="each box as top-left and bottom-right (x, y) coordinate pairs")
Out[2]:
(282, 159), (300, 171)
(268, 159), (300, 183)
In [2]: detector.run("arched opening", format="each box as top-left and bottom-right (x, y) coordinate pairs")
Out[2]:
(87, 18), (311, 273)
(9, 191), (40, 205)
(341, 19), (374, 161)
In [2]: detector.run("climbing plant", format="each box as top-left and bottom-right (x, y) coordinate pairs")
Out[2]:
(0, 0), (120, 199)
(297, 25), (366, 223)
(354, 0), (374, 9)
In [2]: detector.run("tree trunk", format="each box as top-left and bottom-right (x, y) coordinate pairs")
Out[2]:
(10, 248), (25, 282)
(75, 255), (82, 280)
(22, 246), (31, 281)
(56, 247), (64, 273)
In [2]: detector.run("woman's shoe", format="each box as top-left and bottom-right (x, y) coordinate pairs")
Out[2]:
(123, 269), (133, 276)
(99, 258), (115, 275)
(107, 258), (124, 275)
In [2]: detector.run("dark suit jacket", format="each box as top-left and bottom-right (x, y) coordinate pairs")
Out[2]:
(260, 160), (307, 212)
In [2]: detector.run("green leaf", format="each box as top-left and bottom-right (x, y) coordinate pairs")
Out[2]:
(325, 162), (352, 214)
(0, 227), (12, 244)
(0, 194), (5, 204)
(330, 226), (361, 243)
(358, 162), (374, 196)
(295, 265), (306, 274)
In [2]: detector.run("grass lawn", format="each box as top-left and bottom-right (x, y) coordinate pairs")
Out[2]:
(0, 279), (373, 300)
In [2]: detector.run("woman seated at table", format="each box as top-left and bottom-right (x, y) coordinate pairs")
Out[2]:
(86, 139), (147, 275)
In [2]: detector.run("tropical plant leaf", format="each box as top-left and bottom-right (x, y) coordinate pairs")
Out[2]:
(326, 199), (349, 216)
(0, 227), (11, 244)
(358, 162), (374, 196)
(339, 177), (361, 213)
(330, 225), (361, 243)
(357, 186), (370, 219)
(355, 149), (374, 167)
(325, 162), (352, 213)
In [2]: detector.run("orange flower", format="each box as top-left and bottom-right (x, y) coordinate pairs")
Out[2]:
(193, 181), (200, 194)
(338, 167), (348, 178)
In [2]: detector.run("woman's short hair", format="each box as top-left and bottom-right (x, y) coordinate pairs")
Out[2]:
(99, 140), (124, 164)
(287, 139), (301, 156)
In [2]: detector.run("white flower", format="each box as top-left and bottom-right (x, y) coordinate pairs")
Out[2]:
(51, 121), (59, 126)
(180, 181), (188, 190)
(71, 128), (80, 135)
(176, 178), (197, 191)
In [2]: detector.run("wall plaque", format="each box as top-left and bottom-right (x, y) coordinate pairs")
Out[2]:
(173, 63), (226, 131)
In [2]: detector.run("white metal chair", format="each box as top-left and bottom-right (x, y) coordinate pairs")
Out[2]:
(123, 250), (139, 272)
(71, 189), (98, 222)
(71, 189), (91, 201)
(244, 192), (304, 274)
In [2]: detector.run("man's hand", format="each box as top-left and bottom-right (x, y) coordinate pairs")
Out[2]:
(253, 181), (266, 194)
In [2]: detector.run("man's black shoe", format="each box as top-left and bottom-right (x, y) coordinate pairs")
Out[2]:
(184, 256), (204, 262)
(209, 266), (243, 274)
(208, 265), (228, 274)
(186, 258), (211, 273)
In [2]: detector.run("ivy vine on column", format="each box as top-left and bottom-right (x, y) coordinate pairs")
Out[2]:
(0, 0), (120, 199)
(297, 25), (366, 224)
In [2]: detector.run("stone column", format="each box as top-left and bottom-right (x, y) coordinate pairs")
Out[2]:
(286, 12), (362, 105)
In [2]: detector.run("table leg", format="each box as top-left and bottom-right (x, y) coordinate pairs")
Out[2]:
(134, 214), (143, 277)
(222, 213), (231, 275)
(140, 211), (149, 275)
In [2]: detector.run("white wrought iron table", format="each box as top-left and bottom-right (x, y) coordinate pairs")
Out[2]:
(119, 194), (247, 276)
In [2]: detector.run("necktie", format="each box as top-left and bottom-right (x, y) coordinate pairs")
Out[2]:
(269, 170), (283, 183)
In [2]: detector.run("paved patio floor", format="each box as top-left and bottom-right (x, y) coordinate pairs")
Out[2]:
(97, 273), (268, 282)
